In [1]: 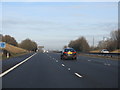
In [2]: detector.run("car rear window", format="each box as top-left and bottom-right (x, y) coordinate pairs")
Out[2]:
(102, 49), (108, 51)
(64, 49), (75, 52)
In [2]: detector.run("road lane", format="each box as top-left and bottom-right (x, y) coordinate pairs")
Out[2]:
(2, 53), (35, 73)
(3, 52), (88, 88)
(47, 52), (118, 88)
(1, 53), (37, 77)
(2, 52), (118, 88)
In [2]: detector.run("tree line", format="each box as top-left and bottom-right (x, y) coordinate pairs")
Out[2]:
(68, 37), (90, 52)
(1, 29), (119, 53)
(97, 30), (120, 51)
(65, 30), (119, 52)
(2, 35), (38, 51)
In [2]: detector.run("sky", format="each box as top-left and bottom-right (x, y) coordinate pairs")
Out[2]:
(1, 0), (119, 2)
(0, 1), (118, 50)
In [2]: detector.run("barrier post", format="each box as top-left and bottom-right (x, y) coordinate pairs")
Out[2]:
(7, 53), (10, 58)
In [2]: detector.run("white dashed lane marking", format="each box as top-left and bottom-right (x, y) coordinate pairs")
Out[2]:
(56, 60), (58, 62)
(47, 54), (84, 78)
(68, 68), (71, 71)
(62, 64), (65, 67)
(75, 73), (83, 78)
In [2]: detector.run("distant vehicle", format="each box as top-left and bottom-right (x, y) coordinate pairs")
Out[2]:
(43, 50), (46, 53)
(61, 48), (77, 60)
(43, 50), (49, 53)
(101, 49), (109, 53)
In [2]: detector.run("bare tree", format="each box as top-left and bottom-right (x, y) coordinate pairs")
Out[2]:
(97, 30), (120, 51)
(2, 35), (18, 46)
(110, 30), (120, 49)
(63, 45), (68, 49)
(19, 39), (37, 51)
(68, 36), (90, 52)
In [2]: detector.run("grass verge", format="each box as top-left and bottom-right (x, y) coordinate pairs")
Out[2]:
(77, 53), (119, 60)
(1, 52), (30, 60)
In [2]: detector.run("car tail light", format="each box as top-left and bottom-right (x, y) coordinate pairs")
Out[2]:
(73, 52), (76, 55)
(64, 52), (67, 54)
(63, 52), (67, 55)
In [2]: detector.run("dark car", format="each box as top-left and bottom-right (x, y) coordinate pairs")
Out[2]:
(61, 48), (77, 60)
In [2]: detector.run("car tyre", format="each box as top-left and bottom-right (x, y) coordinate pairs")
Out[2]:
(74, 57), (77, 60)
(61, 56), (64, 60)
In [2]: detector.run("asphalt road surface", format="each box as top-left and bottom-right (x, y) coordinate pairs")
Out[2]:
(1, 52), (119, 88)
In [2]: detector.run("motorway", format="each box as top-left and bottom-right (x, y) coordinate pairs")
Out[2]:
(1, 52), (119, 88)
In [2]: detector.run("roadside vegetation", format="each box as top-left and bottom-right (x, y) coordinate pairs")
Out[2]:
(1, 35), (38, 60)
(96, 30), (120, 52)
(2, 35), (18, 46)
(19, 39), (37, 52)
(0, 29), (119, 60)
(1, 43), (29, 60)
(68, 36), (90, 53)
(64, 30), (119, 54)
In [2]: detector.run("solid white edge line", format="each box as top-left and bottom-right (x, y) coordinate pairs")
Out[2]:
(0, 53), (37, 77)
(75, 73), (82, 78)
